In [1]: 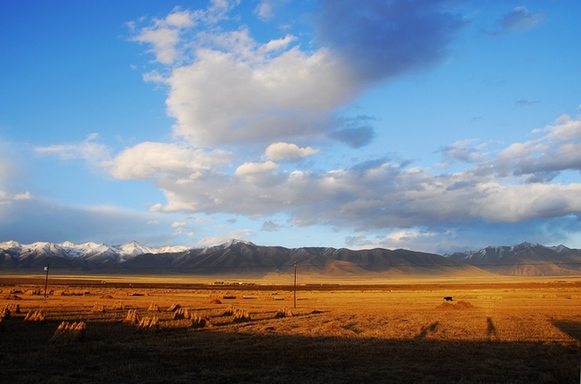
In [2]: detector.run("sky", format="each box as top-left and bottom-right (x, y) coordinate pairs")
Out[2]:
(1, 0), (581, 253)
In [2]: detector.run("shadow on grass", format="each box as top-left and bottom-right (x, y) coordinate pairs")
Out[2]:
(1, 317), (580, 384)
(552, 320), (581, 342)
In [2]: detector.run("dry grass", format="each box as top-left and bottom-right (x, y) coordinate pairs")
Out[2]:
(1, 276), (580, 383)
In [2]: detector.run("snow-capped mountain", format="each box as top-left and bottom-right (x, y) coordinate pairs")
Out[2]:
(446, 242), (581, 276)
(0, 240), (195, 266)
(1, 240), (580, 276)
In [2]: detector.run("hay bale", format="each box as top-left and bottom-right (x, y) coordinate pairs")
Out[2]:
(5, 303), (20, 314)
(172, 307), (191, 320)
(123, 309), (140, 324)
(167, 303), (181, 312)
(191, 315), (212, 329)
(137, 316), (160, 331)
(24, 310), (45, 322)
(232, 309), (251, 323)
(274, 307), (294, 319)
(148, 303), (160, 312)
(209, 298), (222, 304)
(50, 321), (86, 342)
(91, 303), (105, 313)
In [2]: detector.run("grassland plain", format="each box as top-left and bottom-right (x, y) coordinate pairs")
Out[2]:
(1, 275), (581, 383)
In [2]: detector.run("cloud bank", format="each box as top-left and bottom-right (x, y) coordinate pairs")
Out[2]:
(26, 1), (581, 251)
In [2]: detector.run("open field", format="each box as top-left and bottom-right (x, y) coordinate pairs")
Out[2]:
(1, 275), (581, 383)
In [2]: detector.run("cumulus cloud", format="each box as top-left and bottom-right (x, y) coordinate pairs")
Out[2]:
(235, 160), (279, 176)
(108, 142), (231, 180)
(264, 142), (319, 160)
(163, 41), (358, 146)
(129, 1), (238, 64)
(134, 114), (581, 236)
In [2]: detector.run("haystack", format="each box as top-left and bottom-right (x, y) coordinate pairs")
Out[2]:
(232, 309), (251, 323)
(50, 321), (86, 342)
(123, 309), (140, 324)
(137, 316), (160, 331)
(24, 310), (45, 322)
(148, 303), (160, 312)
(221, 305), (236, 316)
(167, 303), (181, 312)
(191, 315), (212, 329)
(91, 303), (105, 313)
(172, 307), (191, 320)
(111, 301), (125, 310)
(274, 307), (294, 319)
(5, 303), (20, 314)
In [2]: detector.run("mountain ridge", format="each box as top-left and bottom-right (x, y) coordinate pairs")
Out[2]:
(1, 240), (580, 277)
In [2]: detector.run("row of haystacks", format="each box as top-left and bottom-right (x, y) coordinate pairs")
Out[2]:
(24, 310), (46, 322)
(2, 304), (20, 319)
(50, 321), (86, 342)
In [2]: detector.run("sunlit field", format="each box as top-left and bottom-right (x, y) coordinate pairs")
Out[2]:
(2, 274), (581, 383)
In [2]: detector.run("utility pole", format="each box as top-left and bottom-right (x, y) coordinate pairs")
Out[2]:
(43, 264), (50, 300)
(294, 261), (297, 309)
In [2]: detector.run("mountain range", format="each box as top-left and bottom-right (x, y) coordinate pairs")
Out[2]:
(1, 240), (581, 277)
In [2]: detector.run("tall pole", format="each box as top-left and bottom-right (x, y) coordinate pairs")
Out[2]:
(43, 264), (50, 300)
(293, 261), (297, 309)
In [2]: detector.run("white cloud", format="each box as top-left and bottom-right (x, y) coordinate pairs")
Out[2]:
(264, 142), (319, 160)
(171, 221), (186, 228)
(35, 134), (110, 166)
(255, 0), (275, 21)
(196, 228), (254, 247)
(235, 160), (278, 176)
(108, 142), (231, 180)
(164, 44), (357, 147)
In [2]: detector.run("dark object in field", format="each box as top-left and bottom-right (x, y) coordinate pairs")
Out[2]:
(443, 296), (453, 301)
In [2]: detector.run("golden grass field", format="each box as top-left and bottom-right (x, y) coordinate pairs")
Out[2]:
(1, 274), (581, 383)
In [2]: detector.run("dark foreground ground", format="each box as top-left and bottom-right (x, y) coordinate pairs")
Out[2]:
(2, 317), (580, 384)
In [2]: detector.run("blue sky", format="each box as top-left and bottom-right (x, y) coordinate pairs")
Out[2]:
(1, 0), (581, 253)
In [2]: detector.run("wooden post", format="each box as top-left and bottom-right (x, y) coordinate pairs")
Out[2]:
(43, 264), (50, 300)
(294, 262), (297, 309)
